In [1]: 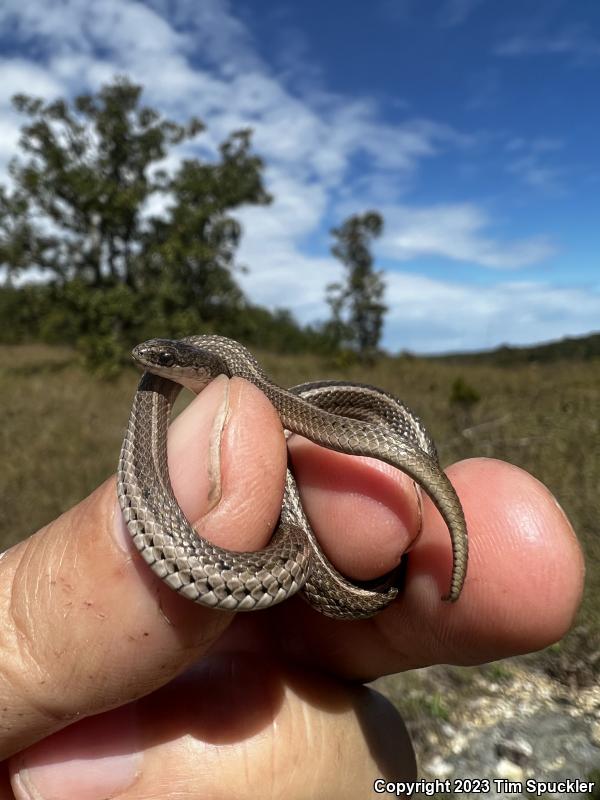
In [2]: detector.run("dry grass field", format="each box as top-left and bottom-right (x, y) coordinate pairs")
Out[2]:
(1, 341), (598, 789)
(1, 342), (598, 657)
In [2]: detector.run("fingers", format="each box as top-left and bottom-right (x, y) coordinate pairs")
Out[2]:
(386, 457), (584, 662)
(288, 436), (421, 580)
(0, 377), (288, 759)
(2, 363), (584, 772)
(272, 457), (584, 679)
(8, 655), (415, 800)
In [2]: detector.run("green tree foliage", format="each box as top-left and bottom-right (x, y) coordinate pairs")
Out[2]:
(4, 79), (212, 286)
(327, 211), (387, 361)
(1, 78), (334, 370)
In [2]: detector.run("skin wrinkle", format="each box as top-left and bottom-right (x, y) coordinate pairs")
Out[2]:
(371, 608), (416, 669)
(1, 603), (97, 732)
(112, 507), (229, 655)
(287, 694), (309, 795)
(101, 662), (412, 799)
(0, 649), (81, 731)
(313, 705), (330, 798)
(1, 484), (227, 761)
(303, 687), (367, 798)
(9, 529), (107, 704)
(404, 576), (469, 663)
(113, 502), (217, 647)
(5, 542), (60, 699)
(370, 532), (465, 664)
(180, 656), (329, 799)
(34, 532), (75, 648)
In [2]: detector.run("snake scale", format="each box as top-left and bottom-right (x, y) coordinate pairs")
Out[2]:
(117, 335), (468, 619)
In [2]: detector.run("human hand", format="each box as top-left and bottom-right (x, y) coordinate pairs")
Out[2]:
(0, 376), (584, 798)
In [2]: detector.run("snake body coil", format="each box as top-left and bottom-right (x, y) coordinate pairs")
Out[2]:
(117, 335), (468, 619)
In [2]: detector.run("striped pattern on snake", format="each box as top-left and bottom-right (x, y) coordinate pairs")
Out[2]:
(117, 335), (468, 619)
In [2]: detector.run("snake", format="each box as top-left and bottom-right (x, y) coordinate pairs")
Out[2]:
(117, 335), (468, 620)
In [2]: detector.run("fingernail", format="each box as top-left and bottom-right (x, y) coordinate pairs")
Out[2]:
(12, 707), (142, 800)
(173, 373), (230, 512)
(205, 374), (230, 509)
(408, 483), (424, 550)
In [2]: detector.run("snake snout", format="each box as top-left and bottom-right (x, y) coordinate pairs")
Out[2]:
(132, 339), (179, 372)
(131, 343), (148, 365)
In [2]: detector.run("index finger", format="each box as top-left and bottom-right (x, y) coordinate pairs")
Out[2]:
(270, 457), (585, 679)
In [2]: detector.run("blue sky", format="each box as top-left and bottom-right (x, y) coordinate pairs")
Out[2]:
(0, 0), (598, 352)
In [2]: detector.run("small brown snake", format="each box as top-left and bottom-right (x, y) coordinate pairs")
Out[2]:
(117, 335), (468, 619)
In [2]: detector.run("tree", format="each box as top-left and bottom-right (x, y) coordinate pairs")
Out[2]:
(142, 130), (266, 325)
(0, 77), (272, 368)
(327, 211), (387, 360)
(4, 79), (203, 286)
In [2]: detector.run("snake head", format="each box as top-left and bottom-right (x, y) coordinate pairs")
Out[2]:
(132, 338), (227, 390)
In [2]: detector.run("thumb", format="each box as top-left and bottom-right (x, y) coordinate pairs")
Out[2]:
(0, 376), (287, 759)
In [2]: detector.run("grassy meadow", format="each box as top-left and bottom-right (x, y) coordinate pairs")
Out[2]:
(1, 342), (598, 670)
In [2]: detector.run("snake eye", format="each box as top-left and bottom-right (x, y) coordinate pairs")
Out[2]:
(157, 350), (176, 368)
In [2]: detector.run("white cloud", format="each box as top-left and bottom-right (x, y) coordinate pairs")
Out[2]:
(505, 137), (563, 154)
(0, 59), (65, 170)
(0, 0), (469, 183)
(377, 204), (556, 269)
(143, 0), (265, 76)
(0, 1), (466, 201)
(0, 59), (63, 106)
(504, 137), (566, 192)
(0, 0), (593, 353)
(382, 273), (600, 352)
(507, 157), (564, 192)
(237, 253), (600, 353)
(239, 165), (328, 241)
(495, 26), (600, 61)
